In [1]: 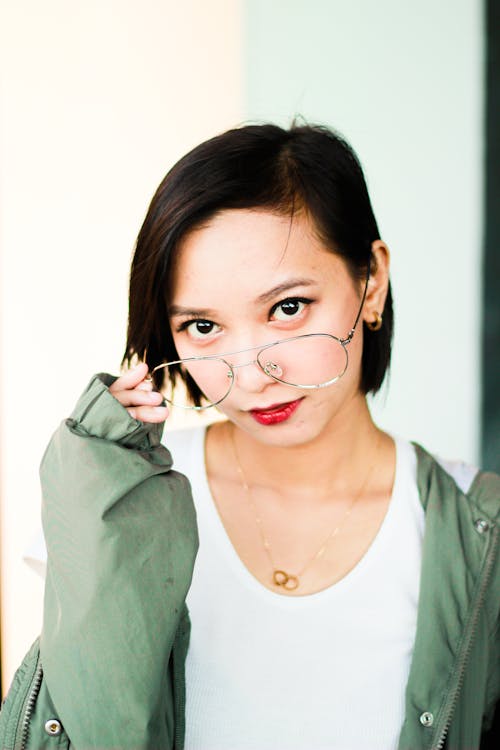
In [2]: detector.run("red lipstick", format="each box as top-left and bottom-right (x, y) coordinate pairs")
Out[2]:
(249, 398), (303, 425)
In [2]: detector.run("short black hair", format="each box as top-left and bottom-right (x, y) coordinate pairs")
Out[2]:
(123, 122), (393, 404)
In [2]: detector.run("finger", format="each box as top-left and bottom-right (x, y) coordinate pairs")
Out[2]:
(110, 362), (149, 393)
(136, 380), (153, 392)
(114, 389), (164, 408)
(126, 405), (169, 423)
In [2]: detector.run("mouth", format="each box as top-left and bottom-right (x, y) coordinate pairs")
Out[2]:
(248, 398), (303, 426)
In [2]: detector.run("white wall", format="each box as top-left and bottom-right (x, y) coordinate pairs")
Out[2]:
(1, 0), (485, 692)
(244, 0), (484, 464)
(0, 0), (243, 690)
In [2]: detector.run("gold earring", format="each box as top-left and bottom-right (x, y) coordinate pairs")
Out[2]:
(366, 312), (383, 331)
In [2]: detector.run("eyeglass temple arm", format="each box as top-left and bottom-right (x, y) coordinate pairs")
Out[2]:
(341, 256), (371, 346)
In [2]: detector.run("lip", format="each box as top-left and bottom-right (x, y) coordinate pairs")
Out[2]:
(248, 398), (303, 426)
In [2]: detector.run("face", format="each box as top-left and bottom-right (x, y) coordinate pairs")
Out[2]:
(169, 209), (369, 447)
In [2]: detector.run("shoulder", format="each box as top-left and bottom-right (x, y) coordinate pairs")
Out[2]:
(162, 423), (204, 453)
(467, 469), (500, 523)
(412, 442), (500, 522)
(161, 422), (208, 477)
(433, 455), (479, 494)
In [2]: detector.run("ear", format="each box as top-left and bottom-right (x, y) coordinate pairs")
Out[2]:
(363, 240), (390, 325)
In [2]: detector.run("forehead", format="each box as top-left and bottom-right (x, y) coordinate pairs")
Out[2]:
(170, 209), (348, 301)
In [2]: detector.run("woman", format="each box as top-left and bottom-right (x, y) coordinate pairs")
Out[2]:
(1, 123), (498, 749)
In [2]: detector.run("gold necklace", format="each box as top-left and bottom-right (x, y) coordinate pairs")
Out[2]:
(230, 427), (381, 591)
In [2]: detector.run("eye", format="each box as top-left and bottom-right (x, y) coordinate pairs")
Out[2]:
(270, 297), (312, 322)
(178, 319), (221, 339)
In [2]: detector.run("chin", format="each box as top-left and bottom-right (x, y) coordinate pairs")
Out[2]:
(237, 411), (330, 449)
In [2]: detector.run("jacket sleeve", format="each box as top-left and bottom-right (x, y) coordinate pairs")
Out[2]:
(39, 373), (198, 749)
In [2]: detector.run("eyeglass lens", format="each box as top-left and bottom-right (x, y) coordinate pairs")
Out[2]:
(160, 334), (348, 409)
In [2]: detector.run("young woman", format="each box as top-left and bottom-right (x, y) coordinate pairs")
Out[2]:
(1, 123), (498, 750)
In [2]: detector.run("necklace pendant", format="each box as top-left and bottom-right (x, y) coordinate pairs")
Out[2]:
(273, 569), (299, 590)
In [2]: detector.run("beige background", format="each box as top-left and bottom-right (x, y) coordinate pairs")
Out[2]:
(0, 0), (243, 690)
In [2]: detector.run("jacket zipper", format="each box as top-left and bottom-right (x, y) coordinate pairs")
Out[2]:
(431, 525), (498, 750)
(19, 660), (43, 750)
(173, 636), (187, 750)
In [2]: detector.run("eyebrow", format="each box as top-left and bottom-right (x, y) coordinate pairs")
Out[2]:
(255, 278), (317, 304)
(169, 304), (219, 318)
(169, 278), (318, 318)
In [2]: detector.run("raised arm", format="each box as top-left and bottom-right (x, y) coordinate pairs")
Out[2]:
(38, 370), (197, 749)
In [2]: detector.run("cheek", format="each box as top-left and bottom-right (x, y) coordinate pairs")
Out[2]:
(170, 330), (195, 362)
(347, 328), (365, 383)
(185, 359), (235, 405)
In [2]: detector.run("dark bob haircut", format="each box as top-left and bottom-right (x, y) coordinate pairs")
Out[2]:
(123, 122), (393, 405)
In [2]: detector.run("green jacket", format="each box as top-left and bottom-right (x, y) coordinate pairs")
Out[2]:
(1, 373), (499, 749)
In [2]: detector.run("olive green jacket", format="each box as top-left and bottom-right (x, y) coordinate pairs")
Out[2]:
(1, 374), (499, 749)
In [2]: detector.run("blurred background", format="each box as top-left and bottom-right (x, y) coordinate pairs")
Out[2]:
(1, 0), (498, 691)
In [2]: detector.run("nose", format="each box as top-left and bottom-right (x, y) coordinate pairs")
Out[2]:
(229, 357), (277, 393)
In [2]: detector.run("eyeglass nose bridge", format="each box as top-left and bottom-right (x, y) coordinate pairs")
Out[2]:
(228, 357), (257, 370)
(228, 356), (284, 379)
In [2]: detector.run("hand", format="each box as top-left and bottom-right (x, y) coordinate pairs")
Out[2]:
(109, 362), (169, 423)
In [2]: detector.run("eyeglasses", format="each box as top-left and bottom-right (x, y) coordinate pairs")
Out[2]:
(149, 264), (370, 410)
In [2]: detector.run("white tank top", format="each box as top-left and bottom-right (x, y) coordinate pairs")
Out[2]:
(165, 426), (425, 750)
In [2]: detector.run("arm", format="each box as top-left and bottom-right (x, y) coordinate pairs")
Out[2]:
(39, 372), (198, 749)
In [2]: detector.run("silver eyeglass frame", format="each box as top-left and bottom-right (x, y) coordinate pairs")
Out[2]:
(147, 261), (371, 410)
